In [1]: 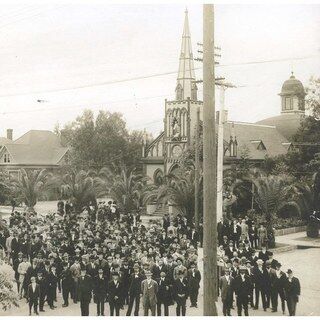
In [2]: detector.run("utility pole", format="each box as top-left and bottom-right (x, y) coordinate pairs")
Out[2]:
(203, 4), (218, 316)
(216, 82), (236, 221)
(216, 86), (225, 223)
(194, 107), (200, 232)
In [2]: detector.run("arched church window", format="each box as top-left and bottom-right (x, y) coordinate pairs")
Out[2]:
(153, 169), (164, 186)
(191, 83), (198, 101)
(229, 137), (234, 157)
(176, 84), (183, 101)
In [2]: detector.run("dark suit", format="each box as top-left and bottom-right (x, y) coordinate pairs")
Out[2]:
(284, 277), (300, 316)
(173, 278), (188, 316)
(126, 273), (142, 316)
(270, 270), (286, 313)
(252, 266), (268, 310)
(120, 266), (131, 305)
(187, 269), (201, 307)
(27, 283), (40, 315)
(78, 275), (93, 316)
(61, 268), (73, 306)
(86, 262), (98, 278)
(47, 272), (58, 308)
(156, 277), (171, 316)
(108, 280), (123, 316)
(230, 225), (241, 247)
(37, 277), (47, 311)
(219, 275), (234, 316)
(94, 275), (108, 316)
(233, 274), (252, 316)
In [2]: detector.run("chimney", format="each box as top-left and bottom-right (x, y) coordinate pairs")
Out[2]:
(7, 129), (13, 140)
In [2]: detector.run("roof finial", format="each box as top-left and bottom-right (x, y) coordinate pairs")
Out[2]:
(290, 71), (295, 79)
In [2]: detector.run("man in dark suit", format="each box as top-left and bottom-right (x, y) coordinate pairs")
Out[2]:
(120, 259), (131, 306)
(230, 220), (241, 248)
(126, 264), (143, 316)
(284, 269), (301, 316)
(108, 272), (123, 316)
(27, 276), (40, 316)
(173, 270), (188, 316)
(219, 268), (234, 316)
(61, 262), (73, 307)
(156, 271), (171, 316)
(163, 214), (170, 233)
(77, 267), (93, 316)
(94, 267), (108, 316)
(258, 245), (272, 263)
(187, 262), (201, 308)
(270, 262), (286, 314)
(47, 265), (58, 309)
(252, 259), (267, 311)
(86, 255), (98, 278)
(225, 241), (236, 260)
(36, 271), (47, 312)
(233, 266), (252, 316)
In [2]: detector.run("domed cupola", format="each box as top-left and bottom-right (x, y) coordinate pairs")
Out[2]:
(279, 72), (306, 114)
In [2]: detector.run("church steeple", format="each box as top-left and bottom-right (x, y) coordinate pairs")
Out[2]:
(175, 9), (197, 101)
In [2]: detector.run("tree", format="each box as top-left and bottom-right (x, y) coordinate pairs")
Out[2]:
(58, 168), (97, 212)
(10, 169), (51, 212)
(0, 262), (19, 311)
(59, 109), (145, 171)
(144, 164), (203, 223)
(250, 175), (298, 248)
(0, 170), (11, 205)
(95, 166), (148, 212)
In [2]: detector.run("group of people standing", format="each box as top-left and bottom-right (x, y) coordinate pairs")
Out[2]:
(217, 216), (301, 316)
(1, 204), (201, 316)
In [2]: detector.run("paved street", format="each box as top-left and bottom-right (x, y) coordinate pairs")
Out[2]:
(2, 247), (319, 317)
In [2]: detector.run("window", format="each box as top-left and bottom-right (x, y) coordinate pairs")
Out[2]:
(3, 153), (10, 163)
(191, 83), (197, 101)
(175, 84), (183, 101)
(285, 97), (292, 110)
(292, 97), (299, 110)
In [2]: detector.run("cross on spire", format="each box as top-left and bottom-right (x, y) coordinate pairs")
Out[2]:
(175, 9), (197, 101)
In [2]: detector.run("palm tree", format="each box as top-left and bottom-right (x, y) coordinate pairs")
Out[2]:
(144, 165), (203, 223)
(250, 175), (298, 247)
(94, 166), (147, 212)
(10, 169), (51, 213)
(59, 168), (97, 212)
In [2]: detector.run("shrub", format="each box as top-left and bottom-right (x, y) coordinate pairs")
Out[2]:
(306, 221), (319, 238)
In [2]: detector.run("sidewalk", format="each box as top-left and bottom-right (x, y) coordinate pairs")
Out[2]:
(276, 231), (320, 248)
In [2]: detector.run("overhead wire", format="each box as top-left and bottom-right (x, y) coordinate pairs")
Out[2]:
(0, 54), (318, 98)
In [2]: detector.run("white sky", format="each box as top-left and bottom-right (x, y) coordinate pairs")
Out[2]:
(0, 2), (319, 139)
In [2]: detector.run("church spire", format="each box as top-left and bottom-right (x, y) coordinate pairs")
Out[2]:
(175, 9), (197, 101)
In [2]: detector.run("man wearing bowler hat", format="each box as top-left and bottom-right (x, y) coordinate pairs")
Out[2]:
(284, 269), (300, 316)
(233, 265), (252, 316)
(77, 267), (93, 316)
(270, 262), (286, 314)
(173, 270), (188, 316)
(108, 272), (123, 316)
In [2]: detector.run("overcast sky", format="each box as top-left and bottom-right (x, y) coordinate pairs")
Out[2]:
(0, 2), (319, 139)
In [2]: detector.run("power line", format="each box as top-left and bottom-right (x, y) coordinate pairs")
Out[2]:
(0, 5), (65, 31)
(0, 54), (317, 98)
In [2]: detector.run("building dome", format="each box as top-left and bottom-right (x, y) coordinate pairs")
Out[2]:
(280, 73), (305, 96)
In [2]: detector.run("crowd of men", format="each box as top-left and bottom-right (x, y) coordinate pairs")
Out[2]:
(217, 216), (301, 316)
(0, 203), (301, 316)
(0, 202), (202, 316)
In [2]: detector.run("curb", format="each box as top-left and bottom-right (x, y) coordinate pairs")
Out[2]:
(271, 244), (297, 253)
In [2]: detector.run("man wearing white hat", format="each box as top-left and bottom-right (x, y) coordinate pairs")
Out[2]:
(141, 270), (158, 316)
